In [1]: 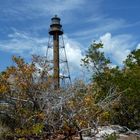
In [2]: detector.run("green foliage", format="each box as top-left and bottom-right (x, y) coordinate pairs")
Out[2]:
(82, 42), (110, 79)
(104, 132), (119, 140)
(0, 56), (102, 139)
(0, 45), (140, 139)
(0, 56), (48, 138)
(0, 121), (11, 140)
(111, 49), (140, 129)
(82, 42), (140, 129)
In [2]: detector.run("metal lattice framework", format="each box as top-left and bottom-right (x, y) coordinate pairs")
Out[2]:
(46, 15), (71, 89)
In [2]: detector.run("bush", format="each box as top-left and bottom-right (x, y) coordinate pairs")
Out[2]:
(104, 132), (119, 140)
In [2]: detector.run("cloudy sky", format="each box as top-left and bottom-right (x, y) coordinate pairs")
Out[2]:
(0, 0), (140, 80)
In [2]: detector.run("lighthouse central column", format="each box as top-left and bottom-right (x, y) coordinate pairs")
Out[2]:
(48, 15), (71, 89)
(53, 33), (59, 89)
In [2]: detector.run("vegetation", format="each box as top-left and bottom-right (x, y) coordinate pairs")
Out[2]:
(82, 42), (140, 129)
(104, 132), (119, 140)
(0, 42), (140, 139)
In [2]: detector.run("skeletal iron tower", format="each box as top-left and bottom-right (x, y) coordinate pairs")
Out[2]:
(47, 15), (71, 89)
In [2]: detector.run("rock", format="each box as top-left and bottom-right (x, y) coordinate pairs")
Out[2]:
(118, 134), (140, 140)
(83, 125), (140, 140)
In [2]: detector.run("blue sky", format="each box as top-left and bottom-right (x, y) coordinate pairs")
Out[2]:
(0, 0), (140, 80)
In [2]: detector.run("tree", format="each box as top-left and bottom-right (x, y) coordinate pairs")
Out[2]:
(82, 42), (140, 129)
(0, 56), (102, 139)
(81, 42), (120, 106)
(1, 46), (139, 139)
(0, 56), (49, 139)
(111, 49), (140, 129)
(82, 42), (110, 79)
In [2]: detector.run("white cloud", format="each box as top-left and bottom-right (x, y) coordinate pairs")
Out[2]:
(72, 18), (125, 39)
(0, 31), (48, 56)
(46, 35), (84, 78)
(99, 33), (137, 65)
(136, 44), (140, 50)
(37, 0), (86, 15)
(0, 0), (86, 21)
(0, 31), (84, 78)
(65, 38), (84, 70)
